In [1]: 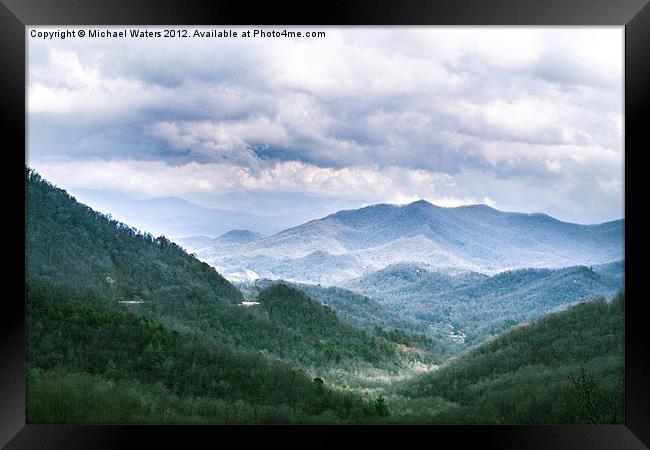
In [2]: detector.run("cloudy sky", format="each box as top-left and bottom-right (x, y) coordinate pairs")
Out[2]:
(27, 26), (623, 224)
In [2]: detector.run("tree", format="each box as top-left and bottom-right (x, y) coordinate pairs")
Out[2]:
(374, 394), (390, 417)
(567, 367), (608, 423)
(104, 359), (118, 377)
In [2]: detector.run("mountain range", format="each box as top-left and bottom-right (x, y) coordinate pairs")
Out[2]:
(179, 200), (624, 284)
(24, 167), (625, 424)
(67, 188), (369, 238)
(67, 188), (295, 237)
(179, 190), (366, 224)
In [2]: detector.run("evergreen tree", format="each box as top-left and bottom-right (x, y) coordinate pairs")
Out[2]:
(374, 394), (390, 417)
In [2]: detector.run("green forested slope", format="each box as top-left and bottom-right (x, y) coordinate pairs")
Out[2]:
(26, 280), (378, 423)
(25, 168), (436, 423)
(392, 293), (625, 424)
(346, 263), (623, 346)
(25, 168), (412, 370)
(248, 279), (451, 358)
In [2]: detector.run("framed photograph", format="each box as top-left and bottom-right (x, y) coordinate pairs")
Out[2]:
(2, 0), (648, 447)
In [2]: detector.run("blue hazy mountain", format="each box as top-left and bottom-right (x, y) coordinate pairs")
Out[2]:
(592, 259), (625, 285)
(175, 230), (263, 254)
(67, 189), (292, 237)
(182, 200), (624, 284)
(180, 190), (367, 226)
(215, 229), (262, 244)
(278, 200), (623, 260)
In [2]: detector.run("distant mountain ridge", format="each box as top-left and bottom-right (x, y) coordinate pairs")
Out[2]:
(182, 200), (624, 284)
(67, 188), (293, 237)
(216, 229), (262, 244)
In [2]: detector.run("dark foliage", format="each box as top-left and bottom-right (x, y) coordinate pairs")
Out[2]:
(26, 279), (376, 423)
(398, 293), (624, 423)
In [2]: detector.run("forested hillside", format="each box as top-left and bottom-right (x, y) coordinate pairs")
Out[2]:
(25, 168), (438, 423)
(26, 168), (242, 307)
(388, 293), (625, 424)
(249, 279), (457, 357)
(345, 263), (623, 346)
(26, 280), (380, 423)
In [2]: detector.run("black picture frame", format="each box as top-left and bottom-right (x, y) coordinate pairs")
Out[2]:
(2, 0), (648, 448)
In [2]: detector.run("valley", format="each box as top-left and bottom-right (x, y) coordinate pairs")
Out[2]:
(25, 168), (625, 424)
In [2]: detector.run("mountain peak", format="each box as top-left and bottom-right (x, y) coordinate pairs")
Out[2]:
(407, 199), (435, 208)
(406, 200), (497, 211)
(215, 229), (262, 244)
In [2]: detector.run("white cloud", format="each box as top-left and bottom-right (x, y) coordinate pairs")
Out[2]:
(27, 26), (624, 223)
(30, 159), (455, 204)
(149, 118), (288, 156)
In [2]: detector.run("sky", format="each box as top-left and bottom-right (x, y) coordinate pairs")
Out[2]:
(27, 26), (624, 224)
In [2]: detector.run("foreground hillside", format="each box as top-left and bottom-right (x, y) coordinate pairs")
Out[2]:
(26, 280), (380, 423)
(180, 200), (624, 284)
(386, 293), (624, 424)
